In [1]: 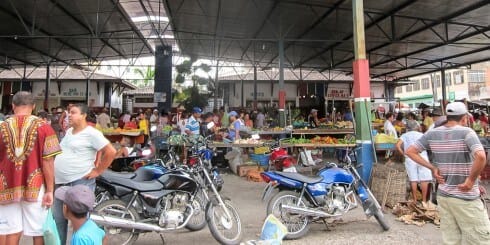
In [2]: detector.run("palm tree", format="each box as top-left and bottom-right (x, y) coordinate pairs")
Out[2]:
(133, 67), (155, 88)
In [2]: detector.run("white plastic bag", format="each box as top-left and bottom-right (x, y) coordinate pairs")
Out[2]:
(259, 214), (288, 245)
(300, 150), (315, 166)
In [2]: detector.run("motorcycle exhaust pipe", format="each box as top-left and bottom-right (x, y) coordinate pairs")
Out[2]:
(91, 214), (167, 232)
(281, 205), (340, 218)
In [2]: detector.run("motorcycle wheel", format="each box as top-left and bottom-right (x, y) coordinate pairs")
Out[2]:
(373, 207), (390, 231)
(185, 190), (207, 231)
(95, 200), (140, 245)
(266, 191), (310, 240)
(206, 199), (242, 245)
(365, 191), (390, 231)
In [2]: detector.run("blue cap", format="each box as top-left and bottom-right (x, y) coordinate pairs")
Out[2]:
(228, 111), (238, 117)
(192, 107), (202, 113)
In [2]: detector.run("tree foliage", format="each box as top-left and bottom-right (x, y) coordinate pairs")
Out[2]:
(133, 67), (155, 87)
(173, 59), (215, 110)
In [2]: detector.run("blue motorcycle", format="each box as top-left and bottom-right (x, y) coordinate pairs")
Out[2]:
(261, 147), (389, 239)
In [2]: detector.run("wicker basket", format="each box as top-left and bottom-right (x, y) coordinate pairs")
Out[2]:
(370, 163), (407, 208)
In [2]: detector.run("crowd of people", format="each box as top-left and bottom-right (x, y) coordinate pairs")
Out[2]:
(0, 91), (489, 244)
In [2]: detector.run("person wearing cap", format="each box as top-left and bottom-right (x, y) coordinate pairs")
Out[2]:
(0, 92), (62, 244)
(395, 120), (433, 208)
(427, 108), (446, 131)
(308, 109), (320, 128)
(55, 185), (106, 244)
(406, 102), (490, 244)
(185, 107), (202, 136)
(228, 111), (241, 141)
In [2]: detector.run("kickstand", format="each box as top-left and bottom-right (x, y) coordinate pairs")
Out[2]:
(159, 234), (165, 244)
(321, 219), (331, 231)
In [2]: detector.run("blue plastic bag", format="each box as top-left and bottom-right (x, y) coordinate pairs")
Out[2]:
(43, 209), (61, 245)
(259, 214), (288, 245)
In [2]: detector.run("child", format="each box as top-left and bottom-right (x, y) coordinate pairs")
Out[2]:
(54, 185), (106, 245)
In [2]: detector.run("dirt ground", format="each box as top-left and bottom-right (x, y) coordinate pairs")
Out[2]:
(125, 172), (443, 245)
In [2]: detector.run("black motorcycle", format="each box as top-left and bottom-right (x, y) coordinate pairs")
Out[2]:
(92, 147), (242, 244)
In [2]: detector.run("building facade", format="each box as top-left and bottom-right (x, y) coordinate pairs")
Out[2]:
(394, 62), (490, 108)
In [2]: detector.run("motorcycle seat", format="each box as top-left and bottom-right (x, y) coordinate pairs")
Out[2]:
(120, 179), (163, 192)
(101, 170), (163, 191)
(274, 171), (323, 184)
(132, 167), (155, 181)
(101, 170), (136, 180)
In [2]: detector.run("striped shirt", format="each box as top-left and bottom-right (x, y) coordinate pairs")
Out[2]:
(414, 125), (484, 200)
(185, 116), (200, 135)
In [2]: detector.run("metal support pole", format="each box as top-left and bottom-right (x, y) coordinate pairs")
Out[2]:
(352, 0), (374, 182)
(253, 65), (257, 110)
(278, 39), (286, 127)
(85, 78), (90, 105)
(44, 62), (50, 111)
(441, 68), (447, 103)
(214, 61), (219, 110)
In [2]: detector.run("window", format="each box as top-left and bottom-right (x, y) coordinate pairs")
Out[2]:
(405, 84), (412, 92)
(434, 75), (441, 87)
(396, 86), (402, 93)
(454, 71), (464, 84)
(468, 70), (485, 83)
(412, 80), (420, 91)
(421, 78), (430, 90)
(445, 73), (452, 85)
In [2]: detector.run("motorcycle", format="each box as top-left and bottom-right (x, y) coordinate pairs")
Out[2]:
(95, 134), (224, 205)
(92, 138), (242, 245)
(261, 147), (389, 240)
(264, 140), (297, 172)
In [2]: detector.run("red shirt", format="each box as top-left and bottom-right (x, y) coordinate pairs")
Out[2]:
(0, 115), (61, 204)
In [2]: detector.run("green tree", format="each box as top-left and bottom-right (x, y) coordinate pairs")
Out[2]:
(133, 67), (155, 87)
(174, 59), (214, 111)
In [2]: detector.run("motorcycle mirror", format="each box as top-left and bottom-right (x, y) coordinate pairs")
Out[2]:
(251, 134), (260, 140)
(207, 121), (215, 129)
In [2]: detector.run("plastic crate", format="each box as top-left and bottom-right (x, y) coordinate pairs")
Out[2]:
(249, 153), (270, 166)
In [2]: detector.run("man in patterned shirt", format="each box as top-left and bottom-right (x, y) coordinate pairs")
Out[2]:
(406, 102), (490, 244)
(0, 91), (62, 244)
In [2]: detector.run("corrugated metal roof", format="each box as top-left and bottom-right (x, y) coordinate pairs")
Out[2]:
(165, 0), (490, 80)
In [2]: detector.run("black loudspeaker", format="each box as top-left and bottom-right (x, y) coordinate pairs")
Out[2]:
(154, 46), (172, 113)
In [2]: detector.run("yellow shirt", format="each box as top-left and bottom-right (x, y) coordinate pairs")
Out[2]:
(139, 119), (149, 135)
(423, 116), (433, 129)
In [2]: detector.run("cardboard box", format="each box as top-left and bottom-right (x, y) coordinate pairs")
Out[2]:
(237, 165), (262, 177)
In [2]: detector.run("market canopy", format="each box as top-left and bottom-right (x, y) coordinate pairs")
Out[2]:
(164, 0), (489, 80)
(0, 0), (159, 68)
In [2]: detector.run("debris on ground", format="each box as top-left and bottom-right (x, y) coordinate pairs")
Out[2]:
(392, 201), (440, 226)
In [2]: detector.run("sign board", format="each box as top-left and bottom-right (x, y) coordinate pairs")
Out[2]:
(154, 92), (166, 103)
(326, 84), (351, 99)
(449, 91), (455, 101)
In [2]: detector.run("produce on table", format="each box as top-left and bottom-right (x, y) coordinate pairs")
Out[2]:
(374, 133), (398, 144)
